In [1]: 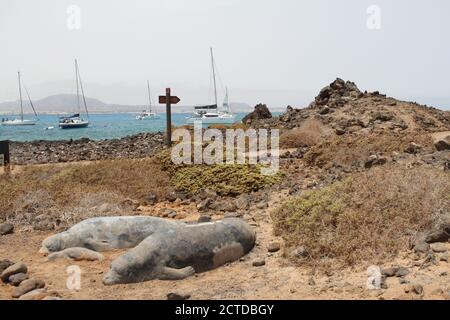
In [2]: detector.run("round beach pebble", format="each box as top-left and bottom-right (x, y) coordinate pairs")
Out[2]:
(267, 242), (281, 253)
(1, 262), (27, 283)
(11, 279), (45, 298)
(9, 273), (29, 286)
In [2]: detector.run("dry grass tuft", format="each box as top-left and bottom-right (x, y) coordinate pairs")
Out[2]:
(304, 131), (434, 168)
(272, 166), (450, 269)
(0, 157), (173, 229)
(280, 119), (326, 149)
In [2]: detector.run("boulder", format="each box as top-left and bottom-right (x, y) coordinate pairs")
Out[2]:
(256, 200), (269, 210)
(234, 194), (251, 210)
(167, 292), (191, 300)
(404, 142), (423, 154)
(267, 242), (281, 253)
(146, 192), (158, 205)
(424, 223), (450, 243)
(430, 243), (448, 253)
(197, 215), (212, 223)
(166, 191), (188, 202)
(382, 267), (409, 277)
(197, 198), (212, 212)
(210, 200), (238, 213)
(252, 259), (266, 267)
(435, 136), (450, 151)
(159, 208), (177, 218)
(11, 279), (45, 298)
(364, 155), (388, 169)
(9, 273), (28, 286)
(0, 259), (14, 274)
(414, 242), (430, 254)
(0, 223), (14, 235)
(242, 104), (272, 124)
(17, 288), (60, 300)
(292, 246), (309, 258)
(1, 262), (27, 283)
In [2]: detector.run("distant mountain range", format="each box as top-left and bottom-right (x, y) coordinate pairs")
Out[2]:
(0, 94), (253, 114)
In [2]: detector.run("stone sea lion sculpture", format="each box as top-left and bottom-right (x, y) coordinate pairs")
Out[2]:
(40, 216), (185, 254)
(46, 247), (104, 262)
(103, 218), (256, 285)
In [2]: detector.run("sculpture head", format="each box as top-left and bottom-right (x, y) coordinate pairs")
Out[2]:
(39, 233), (66, 254)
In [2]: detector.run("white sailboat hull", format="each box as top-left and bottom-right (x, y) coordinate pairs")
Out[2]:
(59, 119), (89, 129)
(186, 113), (236, 124)
(136, 113), (161, 120)
(1, 119), (37, 126)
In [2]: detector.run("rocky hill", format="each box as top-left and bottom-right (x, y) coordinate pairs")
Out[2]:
(249, 78), (450, 135)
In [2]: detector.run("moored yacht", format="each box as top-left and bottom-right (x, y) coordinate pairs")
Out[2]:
(1, 72), (38, 126)
(186, 48), (236, 124)
(136, 81), (160, 120)
(59, 59), (90, 129)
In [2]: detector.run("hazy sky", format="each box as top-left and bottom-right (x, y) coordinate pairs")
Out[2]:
(1, 0), (449, 109)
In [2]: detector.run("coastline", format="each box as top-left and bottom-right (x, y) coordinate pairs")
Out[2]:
(8, 132), (166, 165)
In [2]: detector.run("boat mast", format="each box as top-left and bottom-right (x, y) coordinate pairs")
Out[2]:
(77, 60), (90, 119)
(147, 80), (152, 113)
(24, 86), (38, 120)
(224, 87), (230, 113)
(210, 47), (218, 107)
(18, 72), (23, 121)
(75, 59), (80, 114)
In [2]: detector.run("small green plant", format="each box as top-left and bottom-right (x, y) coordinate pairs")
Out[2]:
(173, 164), (283, 196)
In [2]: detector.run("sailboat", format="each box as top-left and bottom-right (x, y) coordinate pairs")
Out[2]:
(1, 72), (38, 126)
(136, 81), (160, 120)
(186, 48), (236, 124)
(59, 59), (90, 129)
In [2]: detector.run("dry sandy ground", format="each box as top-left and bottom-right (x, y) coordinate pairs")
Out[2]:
(1, 191), (449, 300)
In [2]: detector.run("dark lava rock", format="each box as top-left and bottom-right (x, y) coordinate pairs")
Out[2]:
(159, 208), (177, 219)
(0, 223), (14, 235)
(211, 200), (238, 213)
(435, 136), (450, 151)
(267, 242), (281, 253)
(424, 223), (450, 243)
(146, 193), (158, 205)
(0, 259), (14, 274)
(167, 292), (191, 300)
(252, 259), (266, 267)
(197, 198), (212, 212)
(382, 267), (410, 278)
(404, 142), (423, 154)
(197, 215), (212, 223)
(242, 104), (272, 124)
(10, 132), (166, 166)
(414, 242), (430, 254)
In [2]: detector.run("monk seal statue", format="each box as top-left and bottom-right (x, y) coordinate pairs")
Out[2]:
(103, 218), (256, 285)
(40, 216), (185, 253)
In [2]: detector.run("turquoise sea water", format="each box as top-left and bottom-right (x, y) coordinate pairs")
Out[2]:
(0, 112), (265, 142)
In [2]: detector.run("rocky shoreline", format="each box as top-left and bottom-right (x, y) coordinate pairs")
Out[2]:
(8, 132), (166, 165)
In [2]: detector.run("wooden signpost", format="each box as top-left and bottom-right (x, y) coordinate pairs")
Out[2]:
(159, 88), (180, 147)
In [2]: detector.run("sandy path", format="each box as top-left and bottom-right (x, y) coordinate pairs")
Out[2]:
(1, 192), (449, 300)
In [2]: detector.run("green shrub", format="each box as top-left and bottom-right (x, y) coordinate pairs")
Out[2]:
(272, 166), (450, 268)
(173, 164), (283, 196)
